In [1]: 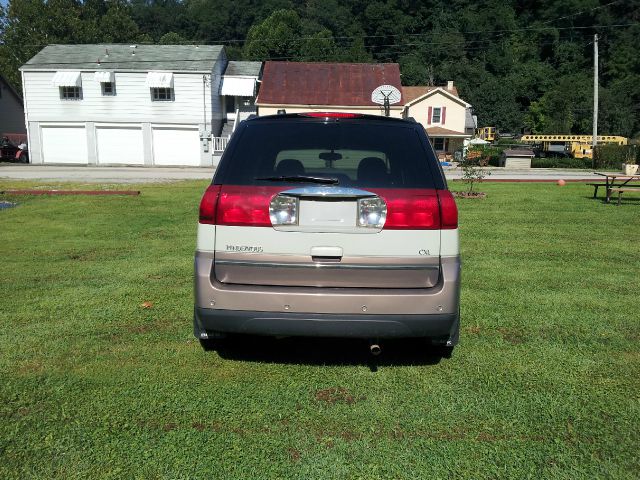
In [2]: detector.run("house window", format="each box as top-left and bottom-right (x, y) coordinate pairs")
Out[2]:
(101, 82), (116, 96)
(433, 138), (447, 151)
(432, 107), (442, 123)
(151, 87), (174, 101)
(60, 86), (82, 100)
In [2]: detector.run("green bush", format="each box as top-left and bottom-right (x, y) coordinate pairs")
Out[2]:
(531, 157), (591, 169)
(467, 145), (504, 166)
(593, 144), (639, 169)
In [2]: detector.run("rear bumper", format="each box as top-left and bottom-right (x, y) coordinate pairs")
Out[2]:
(194, 251), (461, 341)
(194, 307), (458, 341)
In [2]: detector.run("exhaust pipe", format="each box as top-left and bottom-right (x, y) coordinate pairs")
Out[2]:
(369, 342), (382, 356)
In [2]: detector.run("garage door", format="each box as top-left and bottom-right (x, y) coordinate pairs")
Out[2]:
(96, 126), (144, 165)
(41, 125), (87, 164)
(152, 126), (201, 166)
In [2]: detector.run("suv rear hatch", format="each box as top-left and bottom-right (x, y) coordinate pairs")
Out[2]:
(200, 114), (456, 289)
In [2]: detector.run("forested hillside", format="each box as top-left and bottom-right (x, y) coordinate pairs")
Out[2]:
(1, 0), (638, 137)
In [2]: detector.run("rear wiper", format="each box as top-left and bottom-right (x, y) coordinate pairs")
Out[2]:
(255, 175), (339, 185)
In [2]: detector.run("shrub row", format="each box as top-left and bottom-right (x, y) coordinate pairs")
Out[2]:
(531, 157), (592, 169)
(593, 144), (639, 169)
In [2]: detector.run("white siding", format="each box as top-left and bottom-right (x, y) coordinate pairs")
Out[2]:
(22, 71), (211, 125)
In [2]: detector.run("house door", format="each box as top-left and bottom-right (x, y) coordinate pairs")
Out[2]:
(225, 96), (237, 121)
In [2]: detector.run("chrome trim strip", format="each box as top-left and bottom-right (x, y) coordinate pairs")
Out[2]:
(215, 260), (439, 271)
(282, 186), (375, 198)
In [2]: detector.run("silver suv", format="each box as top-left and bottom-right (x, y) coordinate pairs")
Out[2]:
(194, 113), (460, 352)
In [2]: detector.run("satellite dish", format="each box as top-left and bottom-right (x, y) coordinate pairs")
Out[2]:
(371, 85), (401, 117)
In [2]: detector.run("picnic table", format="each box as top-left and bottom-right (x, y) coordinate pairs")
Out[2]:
(591, 172), (640, 204)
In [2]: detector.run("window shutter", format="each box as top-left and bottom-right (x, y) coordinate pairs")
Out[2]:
(427, 106), (432, 125)
(442, 106), (447, 124)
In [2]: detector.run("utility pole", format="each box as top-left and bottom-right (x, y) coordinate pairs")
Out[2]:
(592, 34), (598, 167)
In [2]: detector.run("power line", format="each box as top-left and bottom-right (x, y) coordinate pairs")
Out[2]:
(538, 0), (626, 26)
(8, 22), (640, 51)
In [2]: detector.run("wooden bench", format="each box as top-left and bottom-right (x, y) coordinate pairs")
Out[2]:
(588, 182), (640, 200)
(609, 187), (640, 205)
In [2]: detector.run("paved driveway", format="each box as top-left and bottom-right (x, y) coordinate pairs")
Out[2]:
(0, 163), (599, 184)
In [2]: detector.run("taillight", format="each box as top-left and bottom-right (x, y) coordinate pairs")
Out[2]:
(302, 112), (362, 119)
(370, 189), (441, 229)
(437, 190), (458, 229)
(198, 185), (221, 224)
(216, 186), (282, 227)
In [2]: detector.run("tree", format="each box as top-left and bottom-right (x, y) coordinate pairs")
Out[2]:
(99, 2), (142, 43)
(298, 29), (337, 62)
(158, 31), (188, 45)
(243, 9), (301, 60)
(243, 8), (340, 62)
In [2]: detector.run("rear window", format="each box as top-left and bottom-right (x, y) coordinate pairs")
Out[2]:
(217, 120), (439, 188)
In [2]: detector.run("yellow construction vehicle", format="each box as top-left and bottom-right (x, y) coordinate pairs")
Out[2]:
(520, 134), (627, 159)
(476, 127), (497, 142)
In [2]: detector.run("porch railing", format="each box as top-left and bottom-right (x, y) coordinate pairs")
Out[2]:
(212, 136), (229, 152)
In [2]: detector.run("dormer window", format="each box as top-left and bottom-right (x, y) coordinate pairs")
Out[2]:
(52, 71), (82, 101)
(151, 87), (174, 101)
(60, 86), (82, 100)
(146, 71), (174, 102)
(95, 71), (116, 96)
(101, 82), (115, 96)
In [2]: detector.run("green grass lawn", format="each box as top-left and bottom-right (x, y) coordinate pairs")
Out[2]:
(1, 180), (638, 479)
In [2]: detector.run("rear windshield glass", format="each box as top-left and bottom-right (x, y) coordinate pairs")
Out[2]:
(218, 121), (438, 188)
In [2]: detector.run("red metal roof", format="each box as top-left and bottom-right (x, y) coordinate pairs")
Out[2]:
(256, 61), (403, 107)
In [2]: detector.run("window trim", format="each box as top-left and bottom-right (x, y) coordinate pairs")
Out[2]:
(59, 86), (82, 100)
(432, 107), (442, 124)
(151, 87), (174, 102)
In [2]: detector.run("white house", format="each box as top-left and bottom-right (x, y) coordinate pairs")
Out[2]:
(20, 44), (230, 166)
(220, 61), (262, 128)
(402, 82), (475, 158)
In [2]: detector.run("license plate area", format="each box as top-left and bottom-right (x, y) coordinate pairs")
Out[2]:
(300, 199), (355, 227)
(274, 199), (380, 233)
